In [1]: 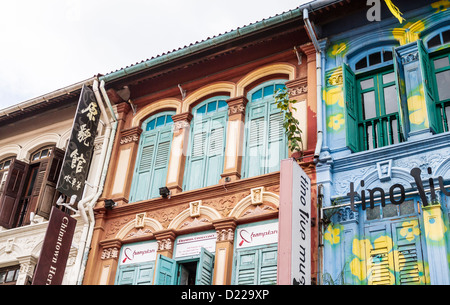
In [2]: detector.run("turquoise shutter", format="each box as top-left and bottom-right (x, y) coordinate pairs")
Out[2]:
(245, 103), (267, 178)
(129, 116), (173, 202)
(185, 118), (207, 191)
(259, 246), (278, 285)
(391, 220), (426, 285)
(149, 129), (172, 198)
(116, 265), (136, 285)
(205, 117), (226, 187)
(196, 248), (215, 285)
(154, 254), (176, 285)
(136, 263), (155, 285)
(343, 63), (359, 152)
(234, 245), (278, 285)
(235, 248), (258, 285)
(184, 100), (228, 191)
(417, 39), (441, 134)
(267, 105), (285, 173)
(130, 133), (156, 202)
(115, 262), (155, 285)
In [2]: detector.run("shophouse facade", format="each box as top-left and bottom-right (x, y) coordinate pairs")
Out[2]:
(314, 0), (450, 285)
(82, 6), (321, 285)
(0, 78), (115, 285)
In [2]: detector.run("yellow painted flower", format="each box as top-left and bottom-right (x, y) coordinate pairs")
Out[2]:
(350, 238), (372, 281)
(431, 0), (450, 13)
(325, 86), (345, 107)
(407, 85), (429, 128)
(330, 42), (347, 57)
(400, 221), (421, 241)
(324, 225), (341, 245)
(328, 113), (345, 131)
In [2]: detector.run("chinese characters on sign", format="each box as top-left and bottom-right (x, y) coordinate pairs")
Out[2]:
(56, 85), (101, 201)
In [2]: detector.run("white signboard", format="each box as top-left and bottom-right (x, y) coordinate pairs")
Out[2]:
(175, 232), (217, 258)
(119, 241), (158, 265)
(291, 160), (311, 285)
(236, 221), (278, 249)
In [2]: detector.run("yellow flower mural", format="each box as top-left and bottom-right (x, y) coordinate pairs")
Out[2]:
(399, 221), (421, 241)
(423, 206), (448, 242)
(407, 85), (429, 129)
(324, 225), (341, 245)
(328, 113), (345, 131)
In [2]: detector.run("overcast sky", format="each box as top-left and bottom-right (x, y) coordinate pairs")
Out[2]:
(0, 0), (312, 111)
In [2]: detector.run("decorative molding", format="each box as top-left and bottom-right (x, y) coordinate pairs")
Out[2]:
(216, 228), (234, 242)
(190, 200), (202, 217)
(172, 112), (193, 132)
(250, 187), (264, 205)
(226, 96), (248, 116)
(157, 238), (173, 251)
(101, 247), (119, 260)
(135, 213), (146, 229)
(401, 52), (419, 64)
(119, 126), (142, 145)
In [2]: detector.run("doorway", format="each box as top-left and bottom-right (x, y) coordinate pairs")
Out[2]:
(178, 261), (198, 285)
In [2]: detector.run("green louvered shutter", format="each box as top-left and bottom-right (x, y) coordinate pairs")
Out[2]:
(154, 254), (176, 285)
(115, 262), (155, 285)
(365, 223), (395, 285)
(184, 98), (228, 191)
(391, 220), (426, 285)
(136, 263), (155, 285)
(234, 245), (278, 285)
(196, 248), (215, 285)
(130, 134), (156, 202)
(116, 265), (136, 285)
(129, 113), (173, 202)
(244, 81), (287, 179)
(149, 130), (172, 198)
(205, 117), (226, 187)
(343, 63), (359, 152)
(235, 248), (258, 285)
(418, 39), (441, 134)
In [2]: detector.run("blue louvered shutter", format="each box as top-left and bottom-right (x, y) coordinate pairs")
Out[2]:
(115, 262), (155, 285)
(244, 81), (287, 178)
(148, 129), (172, 198)
(184, 98), (228, 191)
(129, 113), (173, 202)
(154, 254), (176, 285)
(234, 245), (278, 285)
(235, 248), (258, 285)
(196, 248), (215, 285)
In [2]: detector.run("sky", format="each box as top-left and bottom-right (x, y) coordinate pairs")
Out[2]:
(0, 0), (312, 111)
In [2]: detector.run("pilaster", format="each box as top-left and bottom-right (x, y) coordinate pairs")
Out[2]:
(166, 112), (193, 194)
(212, 217), (237, 285)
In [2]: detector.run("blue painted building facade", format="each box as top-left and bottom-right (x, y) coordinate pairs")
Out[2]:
(314, 0), (450, 284)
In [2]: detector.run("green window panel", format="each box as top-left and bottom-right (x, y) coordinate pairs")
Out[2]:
(115, 262), (155, 285)
(243, 80), (287, 179)
(129, 112), (174, 202)
(184, 97), (228, 191)
(233, 245), (278, 285)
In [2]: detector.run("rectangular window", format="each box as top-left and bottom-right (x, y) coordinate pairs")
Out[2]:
(431, 53), (450, 132)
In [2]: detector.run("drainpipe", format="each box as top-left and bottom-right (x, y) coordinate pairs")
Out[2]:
(303, 8), (323, 163)
(75, 78), (118, 285)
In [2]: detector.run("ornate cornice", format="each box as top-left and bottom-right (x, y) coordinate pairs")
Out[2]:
(119, 126), (142, 145)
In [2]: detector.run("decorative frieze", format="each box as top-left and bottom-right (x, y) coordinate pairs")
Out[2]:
(226, 96), (248, 117)
(216, 229), (234, 242)
(171, 112), (193, 132)
(157, 238), (173, 251)
(286, 77), (308, 97)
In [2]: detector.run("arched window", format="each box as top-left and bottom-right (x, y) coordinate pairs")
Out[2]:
(130, 112), (174, 202)
(242, 80), (287, 178)
(184, 96), (228, 191)
(0, 157), (14, 193)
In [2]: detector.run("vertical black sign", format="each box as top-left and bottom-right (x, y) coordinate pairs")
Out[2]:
(56, 85), (101, 200)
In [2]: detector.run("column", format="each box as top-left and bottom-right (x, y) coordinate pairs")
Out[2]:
(154, 229), (177, 258)
(221, 96), (247, 183)
(98, 239), (122, 285)
(166, 112), (193, 194)
(16, 255), (37, 285)
(212, 217), (237, 285)
(110, 126), (142, 205)
(422, 204), (450, 284)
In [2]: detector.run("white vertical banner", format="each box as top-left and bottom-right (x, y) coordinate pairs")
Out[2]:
(278, 158), (311, 285)
(291, 160), (311, 285)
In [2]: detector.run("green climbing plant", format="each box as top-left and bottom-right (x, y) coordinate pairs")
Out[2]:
(274, 88), (303, 155)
